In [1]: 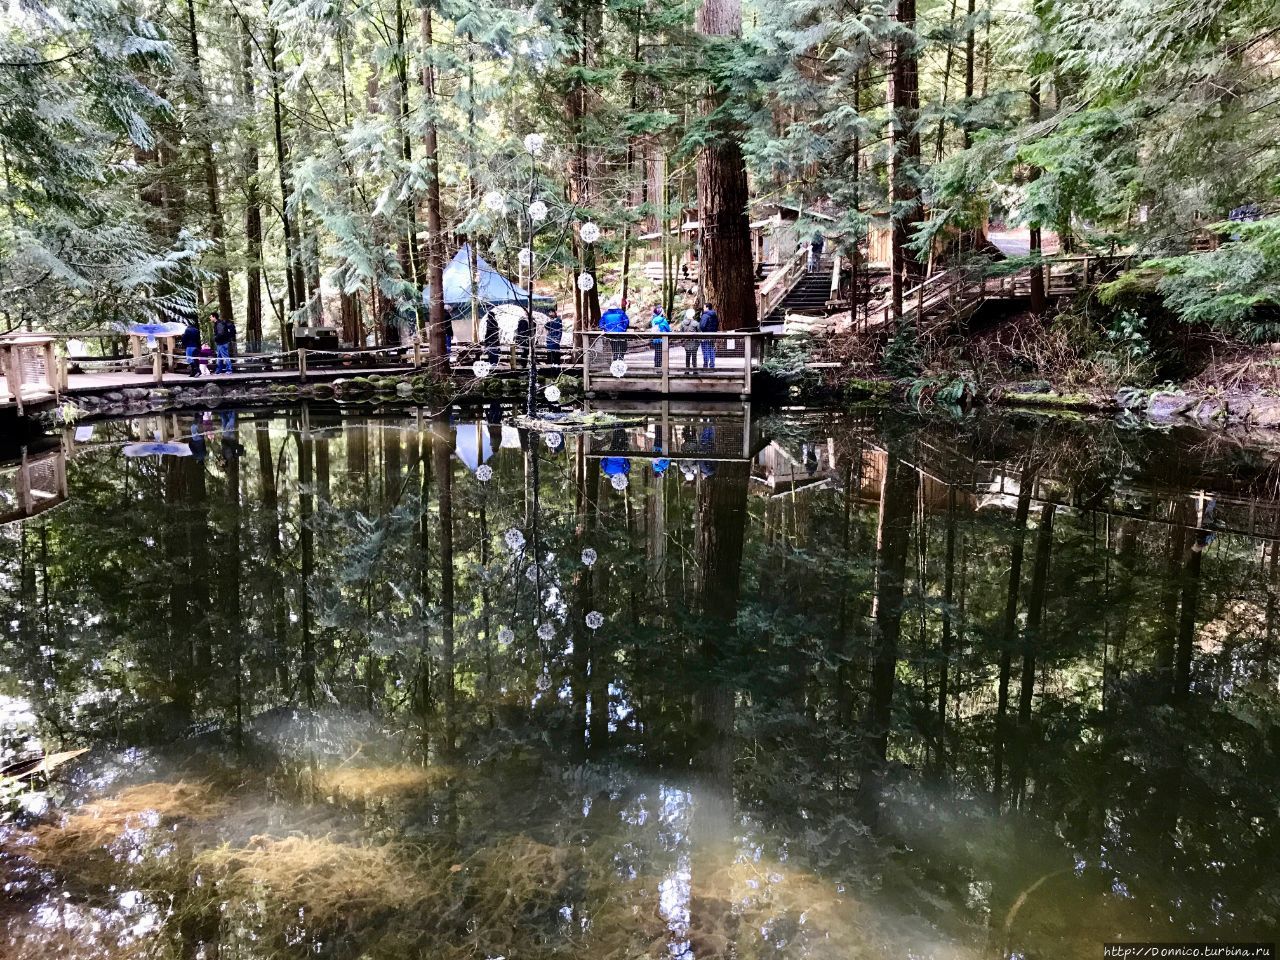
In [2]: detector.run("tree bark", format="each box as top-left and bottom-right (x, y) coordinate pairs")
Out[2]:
(888, 0), (925, 321)
(239, 18), (263, 351)
(266, 21), (302, 315)
(420, 7), (448, 361)
(696, 0), (756, 330)
(185, 0), (233, 329)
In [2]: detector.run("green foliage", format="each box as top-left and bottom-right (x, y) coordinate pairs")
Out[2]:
(0, 0), (198, 330)
(1144, 218), (1280, 339)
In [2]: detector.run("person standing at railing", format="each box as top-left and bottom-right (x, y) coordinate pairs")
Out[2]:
(181, 317), (202, 378)
(699, 302), (719, 370)
(212, 312), (235, 375)
(545, 305), (563, 366)
(677, 305), (699, 369)
(600, 297), (630, 364)
(650, 306), (671, 369)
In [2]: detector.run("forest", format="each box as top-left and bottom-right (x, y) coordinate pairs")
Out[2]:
(3, 0), (1278, 386)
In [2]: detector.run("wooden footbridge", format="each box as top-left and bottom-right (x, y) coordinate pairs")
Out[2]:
(0, 254), (1136, 412)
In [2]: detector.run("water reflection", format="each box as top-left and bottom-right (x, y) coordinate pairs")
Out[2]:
(2, 405), (1279, 958)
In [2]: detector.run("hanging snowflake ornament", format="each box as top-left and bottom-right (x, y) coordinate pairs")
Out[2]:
(586, 611), (604, 630)
(543, 384), (561, 404)
(476, 464), (494, 483)
(504, 528), (526, 551)
(529, 200), (548, 223)
(537, 622), (556, 641)
(523, 132), (546, 156)
(498, 627), (514, 645)
(609, 359), (628, 378)
(579, 222), (601, 244)
(576, 272), (595, 292)
(610, 473), (629, 491)
(526, 564), (542, 583)
(472, 359), (492, 379)
(518, 247), (533, 268)
(544, 431), (564, 451)
(535, 671), (552, 692)
(482, 190), (506, 213)
(581, 548), (597, 567)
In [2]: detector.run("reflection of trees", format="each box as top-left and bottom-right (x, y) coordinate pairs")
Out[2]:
(2, 409), (1280, 956)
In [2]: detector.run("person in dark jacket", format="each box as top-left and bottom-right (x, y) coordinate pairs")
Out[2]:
(212, 312), (235, 374)
(181, 317), (202, 377)
(482, 310), (500, 366)
(545, 305), (564, 366)
(699, 303), (719, 369)
(600, 300), (630, 363)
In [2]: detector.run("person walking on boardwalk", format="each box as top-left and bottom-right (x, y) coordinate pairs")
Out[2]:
(182, 316), (202, 377)
(545, 304), (563, 366)
(600, 297), (630, 364)
(678, 305), (699, 370)
(699, 302), (720, 370)
(212, 312), (235, 375)
(650, 304), (671, 369)
(808, 230), (825, 272)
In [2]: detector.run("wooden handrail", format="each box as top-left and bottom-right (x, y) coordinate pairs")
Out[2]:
(756, 246), (808, 320)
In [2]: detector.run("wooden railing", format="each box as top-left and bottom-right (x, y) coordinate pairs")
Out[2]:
(756, 246), (808, 321)
(860, 253), (1135, 331)
(577, 330), (762, 396)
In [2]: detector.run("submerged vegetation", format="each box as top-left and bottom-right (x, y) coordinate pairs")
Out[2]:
(2, 409), (1280, 956)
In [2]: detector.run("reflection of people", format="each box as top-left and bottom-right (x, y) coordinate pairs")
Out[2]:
(602, 456), (631, 478)
(190, 421), (207, 462)
(545, 305), (563, 366)
(600, 298), (630, 363)
(219, 411), (243, 462)
(699, 303), (719, 370)
(182, 317), (202, 378)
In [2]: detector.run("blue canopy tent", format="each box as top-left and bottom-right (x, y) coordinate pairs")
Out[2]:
(424, 245), (530, 344)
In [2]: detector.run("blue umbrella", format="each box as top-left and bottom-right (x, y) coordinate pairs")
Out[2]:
(123, 442), (192, 458)
(126, 321), (188, 337)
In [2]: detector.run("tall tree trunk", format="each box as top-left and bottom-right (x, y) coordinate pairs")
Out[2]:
(185, 0), (234, 328)
(888, 0), (925, 322)
(963, 0), (977, 148)
(934, 0), (959, 162)
(696, 0), (756, 331)
(266, 22), (302, 316)
(1028, 76), (1046, 315)
(239, 18), (263, 351)
(420, 7), (448, 361)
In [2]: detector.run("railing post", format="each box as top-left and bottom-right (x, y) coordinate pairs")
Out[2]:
(581, 332), (591, 394)
(661, 333), (669, 392)
(152, 349), (163, 386)
(413, 337), (422, 368)
(298, 347), (308, 383)
(743, 334), (753, 396)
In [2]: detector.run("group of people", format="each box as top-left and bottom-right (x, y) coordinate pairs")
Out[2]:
(481, 305), (566, 367)
(180, 312), (237, 378)
(599, 299), (722, 371)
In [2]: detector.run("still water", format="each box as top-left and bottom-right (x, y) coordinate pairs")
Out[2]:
(1, 404), (1279, 958)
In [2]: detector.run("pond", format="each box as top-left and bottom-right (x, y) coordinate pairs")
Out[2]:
(2, 403), (1278, 959)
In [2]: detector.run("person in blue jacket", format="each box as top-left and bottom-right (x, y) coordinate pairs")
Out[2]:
(699, 302), (720, 370)
(600, 299), (630, 364)
(650, 305), (671, 369)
